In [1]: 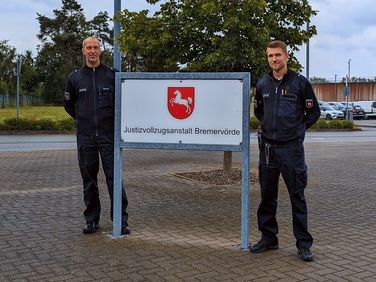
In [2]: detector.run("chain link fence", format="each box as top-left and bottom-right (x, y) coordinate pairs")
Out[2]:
(0, 93), (45, 108)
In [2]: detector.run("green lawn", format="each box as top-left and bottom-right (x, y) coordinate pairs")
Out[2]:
(0, 106), (71, 122)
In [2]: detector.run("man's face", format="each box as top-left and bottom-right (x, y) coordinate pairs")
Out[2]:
(266, 47), (288, 72)
(82, 38), (101, 67)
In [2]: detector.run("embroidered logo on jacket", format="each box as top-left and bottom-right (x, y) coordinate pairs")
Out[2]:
(306, 99), (313, 109)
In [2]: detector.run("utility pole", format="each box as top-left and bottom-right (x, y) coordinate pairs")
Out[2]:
(334, 74), (337, 100)
(345, 59), (352, 121)
(114, 0), (121, 71)
(16, 55), (22, 119)
(306, 21), (310, 80)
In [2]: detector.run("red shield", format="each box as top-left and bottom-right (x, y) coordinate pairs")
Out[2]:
(168, 87), (195, 119)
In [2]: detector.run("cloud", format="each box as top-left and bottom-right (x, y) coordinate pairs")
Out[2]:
(1, 0), (375, 78)
(296, 0), (376, 78)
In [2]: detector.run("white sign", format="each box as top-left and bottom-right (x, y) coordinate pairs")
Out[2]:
(121, 79), (243, 145)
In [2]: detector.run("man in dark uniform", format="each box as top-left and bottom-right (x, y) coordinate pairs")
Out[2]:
(250, 40), (320, 262)
(64, 36), (130, 235)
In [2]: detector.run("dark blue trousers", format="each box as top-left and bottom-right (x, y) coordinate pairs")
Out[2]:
(77, 133), (129, 227)
(258, 143), (313, 249)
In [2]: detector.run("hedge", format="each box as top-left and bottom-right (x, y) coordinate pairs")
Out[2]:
(0, 116), (354, 131)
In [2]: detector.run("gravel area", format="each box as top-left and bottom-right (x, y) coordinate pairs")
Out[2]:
(172, 168), (258, 185)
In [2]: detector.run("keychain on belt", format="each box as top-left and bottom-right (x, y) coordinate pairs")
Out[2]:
(265, 143), (271, 165)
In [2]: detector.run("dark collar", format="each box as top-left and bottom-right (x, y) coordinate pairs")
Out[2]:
(269, 68), (293, 82)
(83, 63), (103, 73)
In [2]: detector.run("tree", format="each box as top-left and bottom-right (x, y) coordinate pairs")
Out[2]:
(310, 77), (329, 83)
(115, 9), (180, 72)
(0, 40), (16, 95)
(350, 77), (376, 83)
(115, 0), (317, 83)
(19, 51), (39, 104)
(89, 11), (114, 66)
(115, 0), (317, 173)
(35, 0), (112, 103)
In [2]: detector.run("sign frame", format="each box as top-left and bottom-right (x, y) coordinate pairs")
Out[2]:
(113, 72), (251, 249)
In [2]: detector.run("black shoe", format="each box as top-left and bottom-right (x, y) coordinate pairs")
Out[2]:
(82, 222), (99, 234)
(249, 240), (279, 253)
(121, 226), (130, 235)
(298, 247), (313, 262)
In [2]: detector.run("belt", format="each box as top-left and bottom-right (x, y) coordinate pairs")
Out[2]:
(263, 138), (301, 148)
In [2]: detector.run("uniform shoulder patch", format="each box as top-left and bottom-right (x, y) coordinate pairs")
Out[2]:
(306, 99), (313, 109)
(64, 92), (70, 100)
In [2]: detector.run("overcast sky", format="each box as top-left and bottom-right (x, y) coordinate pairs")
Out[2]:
(1, 0), (375, 80)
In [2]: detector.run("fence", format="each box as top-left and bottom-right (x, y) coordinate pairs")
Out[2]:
(0, 93), (44, 108)
(311, 81), (376, 102)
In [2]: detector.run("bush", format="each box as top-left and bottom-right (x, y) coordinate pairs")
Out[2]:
(56, 118), (75, 130)
(0, 112), (355, 132)
(311, 119), (329, 129)
(250, 116), (260, 130)
(34, 119), (56, 130)
(250, 116), (354, 131)
(0, 117), (75, 131)
(311, 119), (354, 130)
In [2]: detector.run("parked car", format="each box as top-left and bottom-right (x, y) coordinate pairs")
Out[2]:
(318, 100), (330, 107)
(353, 101), (376, 119)
(334, 103), (352, 112)
(352, 105), (366, 119)
(334, 104), (365, 119)
(327, 101), (340, 107)
(319, 105), (345, 120)
(339, 101), (354, 106)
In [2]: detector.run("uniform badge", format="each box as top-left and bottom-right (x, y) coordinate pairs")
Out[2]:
(64, 92), (70, 100)
(306, 99), (313, 109)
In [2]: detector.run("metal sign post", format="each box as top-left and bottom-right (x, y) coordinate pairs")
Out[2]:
(112, 0), (122, 237)
(113, 72), (251, 249)
(344, 76), (351, 120)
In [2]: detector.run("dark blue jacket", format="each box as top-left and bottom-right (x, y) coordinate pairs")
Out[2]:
(64, 64), (116, 135)
(254, 69), (320, 143)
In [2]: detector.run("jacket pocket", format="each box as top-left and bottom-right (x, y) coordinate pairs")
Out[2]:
(98, 84), (114, 109)
(278, 94), (297, 119)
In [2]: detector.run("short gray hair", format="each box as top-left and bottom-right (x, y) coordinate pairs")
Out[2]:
(82, 36), (101, 48)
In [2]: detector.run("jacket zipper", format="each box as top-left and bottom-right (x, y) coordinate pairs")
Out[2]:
(268, 75), (283, 141)
(92, 67), (99, 136)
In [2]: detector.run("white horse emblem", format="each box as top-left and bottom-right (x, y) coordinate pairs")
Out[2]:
(169, 90), (193, 114)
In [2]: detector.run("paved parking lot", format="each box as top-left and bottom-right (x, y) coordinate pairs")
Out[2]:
(1, 140), (376, 281)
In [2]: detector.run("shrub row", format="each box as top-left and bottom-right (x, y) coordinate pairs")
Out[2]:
(0, 116), (354, 131)
(0, 117), (75, 131)
(250, 116), (354, 130)
(310, 119), (354, 129)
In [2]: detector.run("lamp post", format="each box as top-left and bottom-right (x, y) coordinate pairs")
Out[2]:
(334, 74), (337, 100)
(306, 21), (310, 80)
(346, 59), (352, 121)
(16, 55), (22, 119)
(348, 59), (351, 83)
(114, 0), (121, 71)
